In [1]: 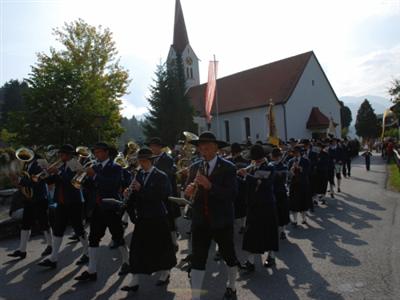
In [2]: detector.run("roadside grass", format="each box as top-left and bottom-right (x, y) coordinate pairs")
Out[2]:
(388, 161), (400, 192)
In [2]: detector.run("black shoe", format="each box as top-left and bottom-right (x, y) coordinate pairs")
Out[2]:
(222, 287), (237, 300)
(239, 260), (255, 274)
(322, 199), (327, 205)
(75, 271), (97, 281)
(121, 285), (139, 292)
(214, 251), (221, 261)
(313, 200), (319, 205)
(76, 254), (89, 265)
(118, 263), (130, 276)
(38, 258), (57, 269)
(8, 250), (27, 259)
(263, 257), (276, 268)
(330, 193), (335, 199)
(337, 188), (341, 193)
(302, 220), (309, 226)
(156, 274), (170, 286)
(68, 234), (80, 242)
(41, 246), (52, 257)
(280, 232), (287, 240)
(291, 222), (298, 228)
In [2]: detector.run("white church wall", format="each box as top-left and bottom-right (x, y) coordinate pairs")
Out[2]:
(208, 105), (285, 143)
(285, 54), (342, 139)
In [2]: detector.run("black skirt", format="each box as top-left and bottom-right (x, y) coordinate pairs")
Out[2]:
(315, 172), (328, 195)
(289, 180), (312, 212)
(129, 217), (177, 274)
(242, 202), (279, 253)
(275, 192), (290, 226)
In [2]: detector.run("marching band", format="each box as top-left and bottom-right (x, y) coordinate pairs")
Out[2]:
(2, 131), (359, 300)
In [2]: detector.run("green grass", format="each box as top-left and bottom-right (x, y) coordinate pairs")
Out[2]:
(388, 161), (400, 192)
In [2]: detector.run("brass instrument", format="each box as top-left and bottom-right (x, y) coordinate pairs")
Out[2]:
(114, 152), (129, 169)
(125, 141), (140, 168)
(76, 146), (92, 159)
(32, 159), (63, 182)
(15, 147), (35, 199)
(71, 158), (97, 189)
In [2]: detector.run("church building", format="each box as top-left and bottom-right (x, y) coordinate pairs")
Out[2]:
(168, 0), (342, 143)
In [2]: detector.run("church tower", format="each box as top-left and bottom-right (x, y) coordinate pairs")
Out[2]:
(167, 0), (200, 90)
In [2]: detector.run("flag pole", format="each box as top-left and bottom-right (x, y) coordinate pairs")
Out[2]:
(213, 54), (220, 139)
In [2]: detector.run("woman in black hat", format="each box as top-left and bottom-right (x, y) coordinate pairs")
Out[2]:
(121, 148), (176, 292)
(288, 145), (311, 226)
(238, 144), (279, 273)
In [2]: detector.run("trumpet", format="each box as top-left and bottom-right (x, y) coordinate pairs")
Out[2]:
(32, 159), (63, 182)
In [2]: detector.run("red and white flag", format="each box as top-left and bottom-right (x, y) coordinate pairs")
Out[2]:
(205, 60), (218, 124)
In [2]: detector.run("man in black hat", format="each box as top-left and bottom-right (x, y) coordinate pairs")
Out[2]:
(146, 137), (180, 252)
(38, 144), (89, 268)
(121, 148), (176, 292)
(184, 132), (239, 300)
(75, 142), (129, 282)
(8, 148), (52, 260)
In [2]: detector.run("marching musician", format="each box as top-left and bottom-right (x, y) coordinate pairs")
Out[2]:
(228, 143), (249, 234)
(147, 137), (181, 252)
(288, 145), (311, 226)
(38, 144), (89, 268)
(270, 148), (290, 240)
(238, 144), (279, 274)
(121, 148), (177, 292)
(8, 150), (52, 259)
(328, 138), (344, 195)
(184, 132), (239, 300)
(314, 142), (331, 204)
(75, 142), (129, 282)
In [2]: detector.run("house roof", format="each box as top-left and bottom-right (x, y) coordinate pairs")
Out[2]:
(187, 51), (314, 115)
(306, 107), (330, 129)
(172, 0), (189, 54)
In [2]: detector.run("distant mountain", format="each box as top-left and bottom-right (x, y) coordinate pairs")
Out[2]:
(339, 95), (392, 138)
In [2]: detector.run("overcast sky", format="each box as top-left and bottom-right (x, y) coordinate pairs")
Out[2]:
(1, 0), (400, 118)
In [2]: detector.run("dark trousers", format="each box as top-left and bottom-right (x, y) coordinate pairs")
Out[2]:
(366, 157), (371, 171)
(342, 159), (351, 176)
(88, 205), (125, 247)
(53, 202), (85, 237)
(21, 200), (50, 231)
(191, 225), (238, 270)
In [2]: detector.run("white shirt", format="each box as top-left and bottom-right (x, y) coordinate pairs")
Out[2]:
(204, 155), (218, 176)
(99, 158), (110, 168)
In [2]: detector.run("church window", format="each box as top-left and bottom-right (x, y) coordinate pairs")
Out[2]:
(244, 117), (251, 139)
(190, 68), (193, 79)
(312, 80), (315, 86)
(186, 67), (190, 79)
(224, 120), (230, 142)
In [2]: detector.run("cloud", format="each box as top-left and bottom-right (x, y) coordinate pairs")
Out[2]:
(120, 98), (148, 118)
(332, 44), (400, 97)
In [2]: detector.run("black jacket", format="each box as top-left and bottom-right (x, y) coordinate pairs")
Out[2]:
(128, 167), (171, 220)
(187, 156), (238, 229)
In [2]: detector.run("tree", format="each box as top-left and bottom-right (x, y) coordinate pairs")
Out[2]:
(119, 115), (145, 146)
(8, 19), (130, 146)
(339, 100), (352, 129)
(0, 80), (29, 128)
(355, 99), (379, 139)
(388, 79), (400, 119)
(143, 55), (196, 146)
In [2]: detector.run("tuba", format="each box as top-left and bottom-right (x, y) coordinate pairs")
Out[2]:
(114, 152), (129, 169)
(15, 147), (35, 199)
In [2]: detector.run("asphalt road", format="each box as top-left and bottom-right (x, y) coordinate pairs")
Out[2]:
(0, 154), (399, 300)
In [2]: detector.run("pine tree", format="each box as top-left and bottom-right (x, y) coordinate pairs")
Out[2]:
(355, 99), (379, 139)
(144, 55), (196, 146)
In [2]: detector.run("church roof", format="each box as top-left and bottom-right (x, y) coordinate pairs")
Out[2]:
(306, 107), (330, 129)
(187, 51), (314, 115)
(172, 0), (189, 54)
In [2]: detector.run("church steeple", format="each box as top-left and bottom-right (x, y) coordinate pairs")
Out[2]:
(172, 0), (189, 55)
(168, 0), (200, 89)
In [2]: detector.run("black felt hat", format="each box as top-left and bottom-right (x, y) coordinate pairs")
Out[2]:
(137, 147), (156, 160)
(249, 144), (265, 160)
(92, 142), (110, 151)
(145, 137), (166, 147)
(189, 131), (228, 148)
(230, 143), (242, 154)
(58, 144), (75, 154)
